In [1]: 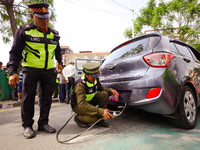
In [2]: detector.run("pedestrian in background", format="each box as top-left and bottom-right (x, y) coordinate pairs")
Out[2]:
(0, 61), (3, 93)
(52, 67), (59, 98)
(17, 70), (23, 102)
(0, 62), (15, 101)
(57, 67), (66, 103)
(7, 3), (63, 139)
(62, 61), (75, 104)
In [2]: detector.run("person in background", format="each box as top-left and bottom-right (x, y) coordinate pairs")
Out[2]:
(6, 69), (9, 82)
(0, 62), (3, 92)
(17, 70), (23, 102)
(0, 61), (3, 71)
(71, 62), (118, 128)
(62, 61), (75, 104)
(57, 67), (66, 103)
(52, 67), (59, 98)
(7, 3), (63, 139)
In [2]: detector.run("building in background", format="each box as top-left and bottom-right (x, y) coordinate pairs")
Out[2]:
(59, 46), (110, 65)
(64, 51), (110, 65)
(60, 46), (74, 65)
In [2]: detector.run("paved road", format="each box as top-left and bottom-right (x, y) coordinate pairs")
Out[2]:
(0, 103), (200, 150)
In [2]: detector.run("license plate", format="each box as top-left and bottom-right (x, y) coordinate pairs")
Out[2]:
(109, 92), (119, 102)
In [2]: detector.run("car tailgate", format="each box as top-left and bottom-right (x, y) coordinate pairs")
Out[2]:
(100, 53), (149, 83)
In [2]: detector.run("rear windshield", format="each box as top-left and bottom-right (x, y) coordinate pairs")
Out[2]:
(103, 36), (161, 64)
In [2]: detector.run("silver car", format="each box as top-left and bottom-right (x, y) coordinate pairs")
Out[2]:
(99, 33), (200, 129)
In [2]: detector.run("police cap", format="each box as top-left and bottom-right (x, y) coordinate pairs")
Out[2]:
(83, 62), (100, 78)
(27, 3), (50, 19)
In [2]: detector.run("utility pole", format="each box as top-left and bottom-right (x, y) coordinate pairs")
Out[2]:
(131, 0), (134, 38)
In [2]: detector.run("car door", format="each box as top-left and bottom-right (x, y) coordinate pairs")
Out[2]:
(174, 42), (200, 101)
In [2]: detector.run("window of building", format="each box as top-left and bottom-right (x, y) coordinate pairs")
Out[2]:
(67, 57), (74, 62)
(78, 57), (85, 59)
(98, 56), (104, 60)
(88, 56), (94, 59)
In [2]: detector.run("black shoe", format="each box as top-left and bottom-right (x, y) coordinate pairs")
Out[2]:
(23, 127), (36, 139)
(38, 124), (56, 133)
(96, 120), (109, 127)
(74, 115), (89, 128)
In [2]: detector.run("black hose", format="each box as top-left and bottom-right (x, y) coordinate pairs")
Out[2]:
(56, 113), (76, 143)
(56, 103), (127, 144)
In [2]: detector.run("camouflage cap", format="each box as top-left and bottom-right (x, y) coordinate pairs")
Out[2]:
(83, 62), (100, 78)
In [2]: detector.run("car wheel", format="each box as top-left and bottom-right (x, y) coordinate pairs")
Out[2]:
(171, 85), (197, 129)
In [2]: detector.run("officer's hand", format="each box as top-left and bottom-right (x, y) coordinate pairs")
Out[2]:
(103, 109), (114, 120)
(9, 73), (19, 88)
(111, 89), (118, 97)
(67, 79), (69, 83)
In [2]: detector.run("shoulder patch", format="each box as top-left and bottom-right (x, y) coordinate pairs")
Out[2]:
(50, 29), (59, 35)
(21, 23), (35, 30)
(53, 30), (58, 34)
(26, 25), (31, 28)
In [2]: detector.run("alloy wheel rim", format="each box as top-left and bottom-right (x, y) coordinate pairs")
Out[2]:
(184, 91), (196, 123)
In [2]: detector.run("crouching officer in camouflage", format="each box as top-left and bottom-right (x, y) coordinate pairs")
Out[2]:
(71, 62), (118, 128)
(7, 3), (63, 139)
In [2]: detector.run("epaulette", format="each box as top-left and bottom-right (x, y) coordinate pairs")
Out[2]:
(21, 23), (35, 30)
(50, 29), (59, 35)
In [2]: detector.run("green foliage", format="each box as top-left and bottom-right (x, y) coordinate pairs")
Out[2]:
(123, 26), (132, 39)
(0, 0), (56, 44)
(124, 0), (200, 46)
(193, 44), (200, 52)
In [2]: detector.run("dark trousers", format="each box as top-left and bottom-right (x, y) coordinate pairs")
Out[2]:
(21, 69), (56, 128)
(59, 83), (66, 102)
(65, 77), (75, 104)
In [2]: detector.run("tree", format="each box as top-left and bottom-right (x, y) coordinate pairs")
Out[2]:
(0, 0), (56, 44)
(124, 0), (200, 47)
(123, 26), (132, 39)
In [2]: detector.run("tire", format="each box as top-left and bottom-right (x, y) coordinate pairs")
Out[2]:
(171, 85), (197, 129)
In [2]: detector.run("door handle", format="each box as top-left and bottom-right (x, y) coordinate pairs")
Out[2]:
(183, 58), (190, 63)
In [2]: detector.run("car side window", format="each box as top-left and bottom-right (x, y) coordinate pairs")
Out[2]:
(174, 43), (194, 59)
(170, 42), (179, 53)
(187, 46), (200, 61)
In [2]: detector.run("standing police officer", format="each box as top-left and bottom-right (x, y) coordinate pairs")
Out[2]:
(7, 3), (63, 139)
(71, 62), (118, 128)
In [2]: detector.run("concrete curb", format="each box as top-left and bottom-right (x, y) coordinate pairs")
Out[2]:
(0, 98), (59, 109)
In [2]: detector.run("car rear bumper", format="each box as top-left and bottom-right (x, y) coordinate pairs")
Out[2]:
(101, 68), (179, 115)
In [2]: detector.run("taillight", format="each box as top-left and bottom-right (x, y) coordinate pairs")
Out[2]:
(143, 52), (176, 67)
(146, 88), (161, 99)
